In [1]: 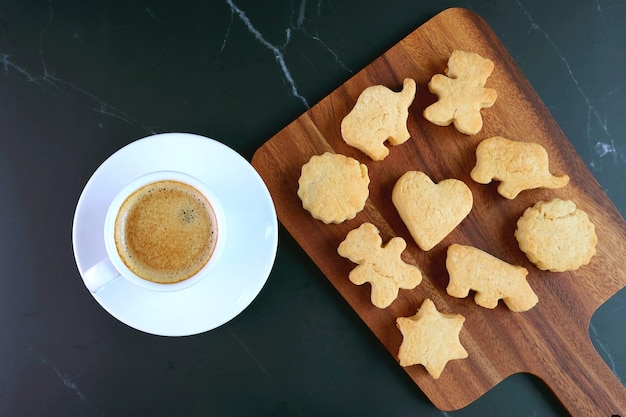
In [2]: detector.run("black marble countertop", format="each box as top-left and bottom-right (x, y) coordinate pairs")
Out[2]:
(1, 1), (624, 416)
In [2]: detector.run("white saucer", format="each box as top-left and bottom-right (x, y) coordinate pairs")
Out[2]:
(72, 133), (278, 336)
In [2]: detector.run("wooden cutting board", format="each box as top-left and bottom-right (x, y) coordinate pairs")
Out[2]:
(252, 8), (626, 415)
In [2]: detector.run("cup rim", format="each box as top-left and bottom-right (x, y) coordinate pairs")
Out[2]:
(103, 170), (226, 292)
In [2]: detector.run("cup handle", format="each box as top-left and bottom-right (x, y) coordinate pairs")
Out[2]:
(83, 258), (121, 293)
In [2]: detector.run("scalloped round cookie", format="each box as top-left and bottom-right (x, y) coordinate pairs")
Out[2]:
(515, 198), (597, 272)
(297, 152), (370, 224)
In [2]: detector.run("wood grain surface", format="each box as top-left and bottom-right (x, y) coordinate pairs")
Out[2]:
(252, 8), (626, 415)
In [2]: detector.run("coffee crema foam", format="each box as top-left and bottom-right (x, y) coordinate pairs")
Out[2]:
(114, 180), (218, 284)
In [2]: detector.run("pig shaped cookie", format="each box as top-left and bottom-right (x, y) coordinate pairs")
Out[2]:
(446, 244), (538, 312)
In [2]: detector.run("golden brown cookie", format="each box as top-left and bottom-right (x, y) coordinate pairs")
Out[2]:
(446, 244), (538, 312)
(396, 298), (468, 378)
(470, 136), (569, 199)
(337, 223), (422, 308)
(297, 152), (370, 224)
(423, 50), (497, 135)
(341, 78), (416, 161)
(515, 199), (597, 272)
(392, 171), (473, 251)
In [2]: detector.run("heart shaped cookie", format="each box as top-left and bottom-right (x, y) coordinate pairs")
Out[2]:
(392, 171), (473, 251)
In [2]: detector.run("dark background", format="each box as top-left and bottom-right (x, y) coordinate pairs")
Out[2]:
(1, 1), (624, 416)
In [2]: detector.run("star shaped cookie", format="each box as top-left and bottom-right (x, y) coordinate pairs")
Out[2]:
(396, 298), (467, 378)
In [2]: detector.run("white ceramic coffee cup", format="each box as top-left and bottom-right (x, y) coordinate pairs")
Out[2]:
(83, 171), (226, 293)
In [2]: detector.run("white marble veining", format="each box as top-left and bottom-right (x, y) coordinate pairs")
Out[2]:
(228, 328), (308, 416)
(0, 53), (38, 83)
(223, 0), (352, 109)
(288, 0), (352, 74)
(31, 347), (88, 403)
(0, 1), (156, 134)
(227, 329), (270, 377)
(516, 0), (626, 175)
(225, 0), (310, 109)
(590, 323), (622, 383)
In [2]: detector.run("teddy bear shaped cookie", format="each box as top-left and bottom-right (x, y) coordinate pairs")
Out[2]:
(338, 223), (422, 308)
(423, 50), (497, 135)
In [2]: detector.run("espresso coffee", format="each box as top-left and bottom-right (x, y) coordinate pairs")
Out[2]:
(114, 180), (218, 284)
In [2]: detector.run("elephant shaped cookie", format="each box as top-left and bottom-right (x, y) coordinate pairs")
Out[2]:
(470, 136), (569, 199)
(341, 78), (416, 161)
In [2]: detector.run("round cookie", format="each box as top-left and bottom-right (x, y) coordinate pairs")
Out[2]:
(515, 198), (597, 272)
(297, 152), (370, 224)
